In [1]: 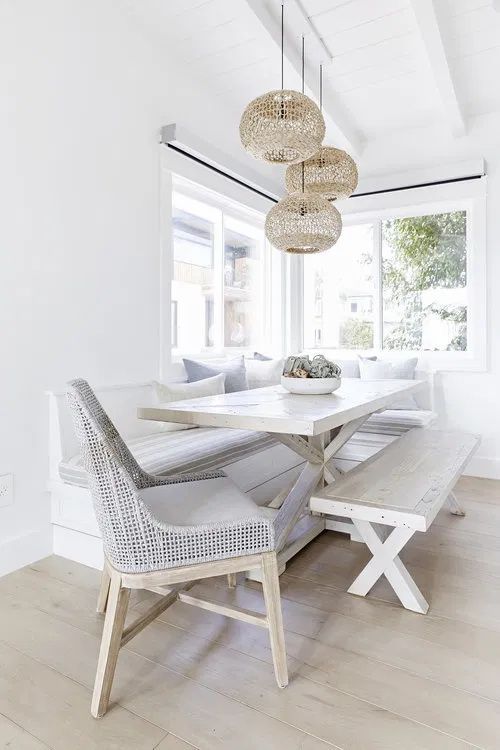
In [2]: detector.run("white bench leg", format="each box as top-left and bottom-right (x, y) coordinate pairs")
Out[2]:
(447, 491), (466, 517)
(349, 519), (429, 614)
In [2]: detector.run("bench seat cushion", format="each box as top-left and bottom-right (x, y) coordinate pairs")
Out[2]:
(59, 427), (276, 488)
(358, 409), (437, 435)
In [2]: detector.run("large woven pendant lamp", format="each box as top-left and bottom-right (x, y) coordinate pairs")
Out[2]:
(265, 39), (342, 254)
(239, 2), (325, 164)
(285, 66), (358, 200)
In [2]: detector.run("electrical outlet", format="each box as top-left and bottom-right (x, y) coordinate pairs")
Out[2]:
(0, 474), (14, 508)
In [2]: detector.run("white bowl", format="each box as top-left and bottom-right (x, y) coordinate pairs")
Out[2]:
(281, 375), (341, 395)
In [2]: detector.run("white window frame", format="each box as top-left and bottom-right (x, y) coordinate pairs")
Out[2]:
(160, 149), (285, 378)
(299, 177), (487, 372)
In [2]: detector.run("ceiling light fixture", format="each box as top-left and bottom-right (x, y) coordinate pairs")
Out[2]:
(239, 2), (325, 165)
(285, 65), (358, 200)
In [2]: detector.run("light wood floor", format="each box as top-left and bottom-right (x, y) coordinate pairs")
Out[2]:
(1, 476), (500, 749)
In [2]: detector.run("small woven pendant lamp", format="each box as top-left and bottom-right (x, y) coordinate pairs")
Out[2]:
(239, 3), (325, 164)
(285, 65), (358, 200)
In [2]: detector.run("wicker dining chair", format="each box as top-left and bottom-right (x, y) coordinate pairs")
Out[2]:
(67, 379), (320, 718)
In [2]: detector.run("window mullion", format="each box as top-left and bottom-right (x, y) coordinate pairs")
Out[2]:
(213, 210), (224, 352)
(373, 219), (383, 350)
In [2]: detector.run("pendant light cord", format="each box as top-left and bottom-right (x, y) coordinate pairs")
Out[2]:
(281, 1), (284, 89)
(319, 63), (323, 111)
(301, 35), (305, 94)
(301, 34), (305, 193)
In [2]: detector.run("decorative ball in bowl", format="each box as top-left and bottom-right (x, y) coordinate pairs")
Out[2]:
(281, 354), (342, 395)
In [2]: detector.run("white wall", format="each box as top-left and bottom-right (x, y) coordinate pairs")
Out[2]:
(354, 112), (500, 479)
(0, 0), (276, 575)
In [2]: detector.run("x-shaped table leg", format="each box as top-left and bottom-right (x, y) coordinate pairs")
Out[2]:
(349, 519), (429, 614)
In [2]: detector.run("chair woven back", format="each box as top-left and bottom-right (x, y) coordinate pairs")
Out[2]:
(66, 378), (252, 574)
(67, 378), (164, 571)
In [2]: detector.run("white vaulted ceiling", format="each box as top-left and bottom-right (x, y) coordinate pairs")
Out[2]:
(122, 0), (500, 150)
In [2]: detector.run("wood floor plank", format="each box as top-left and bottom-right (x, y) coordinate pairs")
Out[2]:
(0, 570), (488, 750)
(284, 532), (500, 632)
(0, 713), (50, 750)
(3, 478), (500, 749)
(155, 736), (197, 750)
(0, 595), (333, 750)
(326, 523), (500, 574)
(0, 641), (166, 750)
(168, 575), (500, 706)
(128, 600), (500, 749)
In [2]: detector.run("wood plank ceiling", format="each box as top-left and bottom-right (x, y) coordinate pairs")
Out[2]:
(122, 0), (500, 146)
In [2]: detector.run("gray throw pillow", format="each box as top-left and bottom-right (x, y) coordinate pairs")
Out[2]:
(183, 356), (249, 393)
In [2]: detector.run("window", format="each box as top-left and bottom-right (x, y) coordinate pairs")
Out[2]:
(382, 211), (467, 352)
(303, 223), (375, 351)
(302, 194), (484, 367)
(171, 301), (178, 349)
(170, 183), (270, 356)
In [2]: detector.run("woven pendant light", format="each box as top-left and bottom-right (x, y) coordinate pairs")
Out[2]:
(285, 146), (358, 200)
(285, 66), (358, 200)
(240, 89), (325, 164)
(265, 191), (342, 254)
(239, 2), (325, 165)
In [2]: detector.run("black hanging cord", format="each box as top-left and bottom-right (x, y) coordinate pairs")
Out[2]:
(281, 1), (284, 89)
(301, 35), (305, 94)
(319, 63), (323, 111)
(301, 35), (305, 193)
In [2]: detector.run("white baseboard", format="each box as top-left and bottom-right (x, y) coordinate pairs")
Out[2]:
(463, 456), (500, 481)
(0, 528), (53, 578)
(53, 525), (103, 570)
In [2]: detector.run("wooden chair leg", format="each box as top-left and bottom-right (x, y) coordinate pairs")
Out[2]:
(447, 491), (466, 517)
(227, 573), (237, 588)
(96, 564), (111, 614)
(261, 552), (288, 689)
(91, 572), (130, 718)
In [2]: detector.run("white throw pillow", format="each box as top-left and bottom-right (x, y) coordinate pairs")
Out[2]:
(245, 357), (284, 389)
(152, 373), (226, 431)
(358, 357), (418, 409)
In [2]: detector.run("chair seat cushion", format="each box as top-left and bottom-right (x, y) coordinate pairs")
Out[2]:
(139, 476), (269, 527)
(59, 427), (276, 488)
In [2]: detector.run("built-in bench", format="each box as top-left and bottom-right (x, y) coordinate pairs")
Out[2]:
(311, 428), (480, 613)
(47, 381), (307, 567)
(47, 368), (436, 569)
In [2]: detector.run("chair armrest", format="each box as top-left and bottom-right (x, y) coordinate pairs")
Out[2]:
(135, 468), (226, 489)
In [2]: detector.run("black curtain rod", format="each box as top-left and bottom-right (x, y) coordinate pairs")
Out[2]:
(166, 143), (279, 203)
(351, 173), (484, 198)
(167, 142), (484, 203)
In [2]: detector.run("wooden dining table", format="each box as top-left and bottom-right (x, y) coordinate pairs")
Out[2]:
(138, 378), (424, 578)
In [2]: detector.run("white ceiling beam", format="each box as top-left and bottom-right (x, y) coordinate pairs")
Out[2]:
(410, 0), (466, 136)
(245, 0), (363, 156)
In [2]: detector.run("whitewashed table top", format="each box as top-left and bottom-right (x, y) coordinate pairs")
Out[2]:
(138, 379), (425, 436)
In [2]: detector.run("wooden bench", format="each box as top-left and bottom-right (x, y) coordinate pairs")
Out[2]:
(310, 429), (480, 614)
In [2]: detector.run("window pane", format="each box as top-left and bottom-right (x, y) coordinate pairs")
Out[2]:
(303, 224), (375, 350)
(172, 207), (215, 350)
(382, 211), (467, 351)
(223, 227), (261, 348)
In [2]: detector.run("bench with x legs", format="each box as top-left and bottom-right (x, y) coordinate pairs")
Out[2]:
(310, 428), (480, 614)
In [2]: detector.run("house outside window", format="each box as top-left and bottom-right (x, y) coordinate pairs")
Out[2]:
(169, 180), (276, 358)
(301, 183), (486, 372)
